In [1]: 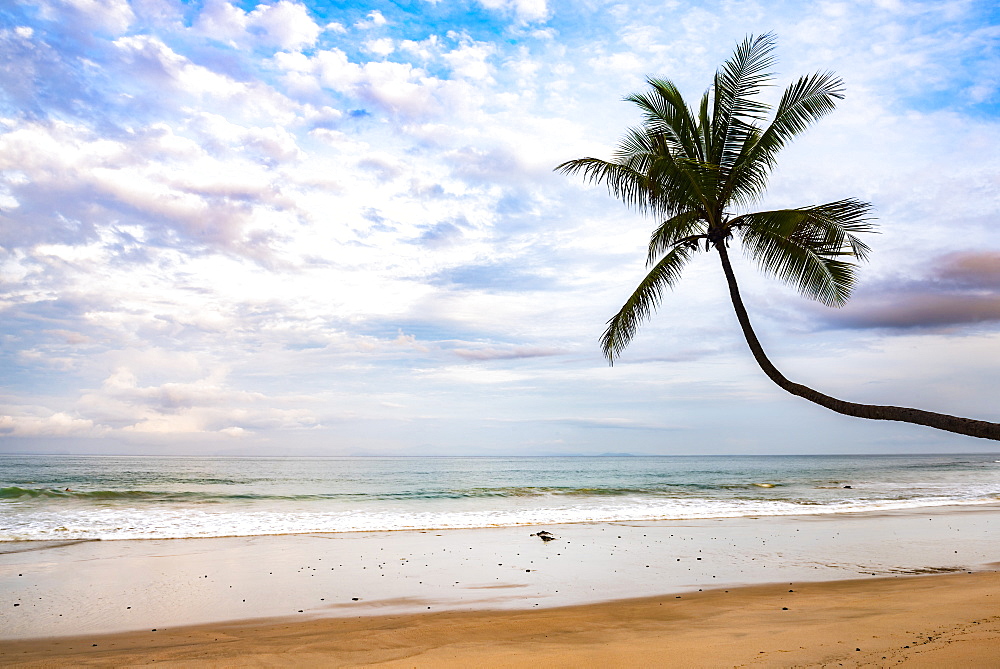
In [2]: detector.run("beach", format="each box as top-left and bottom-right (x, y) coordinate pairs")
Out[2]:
(3, 455), (999, 665)
(3, 570), (999, 667)
(3, 505), (999, 666)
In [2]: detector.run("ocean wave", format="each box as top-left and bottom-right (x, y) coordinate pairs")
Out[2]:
(0, 487), (208, 501)
(2, 495), (999, 542)
(4, 454), (999, 542)
(1, 483), (791, 503)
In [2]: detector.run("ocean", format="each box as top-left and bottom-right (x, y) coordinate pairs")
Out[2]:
(2, 454), (999, 542)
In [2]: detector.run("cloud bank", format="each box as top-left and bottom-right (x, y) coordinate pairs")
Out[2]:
(1, 0), (999, 455)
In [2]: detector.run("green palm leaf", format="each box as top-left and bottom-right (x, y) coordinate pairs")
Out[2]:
(554, 157), (651, 213)
(602, 243), (696, 362)
(733, 199), (874, 306)
(712, 33), (776, 172)
(729, 71), (845, 206)
(646, 211), (707, 265)
(626, 79), (703, 162)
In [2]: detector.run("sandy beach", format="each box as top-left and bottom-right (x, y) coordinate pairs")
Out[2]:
(2, 570), (999, 667)
(2, 505), (999, 666)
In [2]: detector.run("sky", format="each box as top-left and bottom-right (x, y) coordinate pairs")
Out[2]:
(1, 0), (999, 456)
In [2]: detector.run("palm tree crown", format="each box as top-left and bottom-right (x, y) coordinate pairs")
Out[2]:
(557, 33), (1000, 441)
(559, 33), (874, 361)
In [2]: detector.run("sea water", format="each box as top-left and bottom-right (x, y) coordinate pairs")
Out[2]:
(1, 454), (999, 541)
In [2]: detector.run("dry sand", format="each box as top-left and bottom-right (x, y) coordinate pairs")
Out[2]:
(2, 570), (999, 667)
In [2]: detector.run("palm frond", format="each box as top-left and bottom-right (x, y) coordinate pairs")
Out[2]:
(697, 89), (712, 161)
(720, 125), (770, 209)
(626, 78), (703, 161)
(712, 33), (776, 171)
(614, 126), (717, 217)
(602, 243), (695, 363)
(645, 154), (717, 216)
(734, 199), (875, 306)
(740, 225), (852, 306)
(739, 199), (875, 254)
(731, 72), (844, 205)
(763, 71), (844, 146)
(647, 210), (707, 265)
(715, 33), (776, 120)
(555, 157), (652, 212)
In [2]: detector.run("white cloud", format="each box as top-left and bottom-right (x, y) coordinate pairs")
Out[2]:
(442, 39), (496, 81)
(275, 47), (455, 117)
(194, 0), (320, 51)
(0, 116), (304, 263)
(364, 37), (395, 57)
(399, 35), (441, 61)
(114, 35), (247, 100)
(0, 411), (106, 437)
(247, 1), (321, 50)
(587, 51), (644, 76)
(354, 10), (387, 30)
(61, 365), (324, 436)
(50, 0), (135, 34)
(191, 0), (248, 45)
(476, 0), (549, 24)
(3, 0), (1000, 455)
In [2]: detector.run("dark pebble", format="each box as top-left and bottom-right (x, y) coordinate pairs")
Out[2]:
(351, 597), (359, 601)
(782, 607), (788, 610)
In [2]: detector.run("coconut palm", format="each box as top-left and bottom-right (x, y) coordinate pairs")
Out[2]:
(557, 33), (1000, 441)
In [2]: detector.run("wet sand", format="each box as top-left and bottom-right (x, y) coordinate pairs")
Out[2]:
(2, 570), (999, 667)
(1, 506), (999, 665)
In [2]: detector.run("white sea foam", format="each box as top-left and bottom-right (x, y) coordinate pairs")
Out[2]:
(3, 495), (999, 541)
(3, 454), (999, 542)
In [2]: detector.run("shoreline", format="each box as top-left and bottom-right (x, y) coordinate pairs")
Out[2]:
(2, 504), (999, 641)
(5, 498), (1000, 544)
(2, 570), (999, 667)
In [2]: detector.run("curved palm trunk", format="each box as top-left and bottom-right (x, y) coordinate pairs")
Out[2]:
(714, 243), (1000, 441)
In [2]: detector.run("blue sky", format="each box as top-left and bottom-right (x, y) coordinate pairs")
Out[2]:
(1, 0), (999, 455)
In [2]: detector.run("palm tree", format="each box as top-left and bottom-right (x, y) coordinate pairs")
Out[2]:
(557, 33), (1000, 441)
